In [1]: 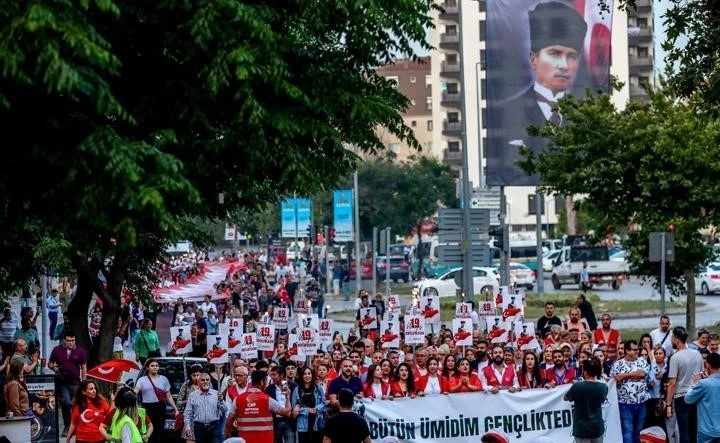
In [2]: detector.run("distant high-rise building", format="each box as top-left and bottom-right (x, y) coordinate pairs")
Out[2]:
(374, 57), (433, 162)
(627, 0), (654, 101)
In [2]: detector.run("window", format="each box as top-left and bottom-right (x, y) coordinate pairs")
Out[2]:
(478, 0), (486, 13)
(639, 76), (650, 86)
(554, 196), (565, 214)
(481, 79), (487, 100)
(410, 76), (417, 83)
(479, 21), (486, 41)
(528, 194), (546, 215)
(446, 54), (458, 64)
(637, 17), (648, 28)
(448, 141), (460, 152)
(411, 120), (417, 127)
(481, 108), (487, 128)
(427, 120), (433, 131)
(446, 25), (458, 35)
(447, 82), (459, 93)
(447, 112), (459, 122)
(480, 49), (487, 70)
(426, 97), (432, 110)
(637, 46), (649, 57)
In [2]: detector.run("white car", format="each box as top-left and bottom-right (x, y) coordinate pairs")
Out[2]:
(695, 263), (720, 295)
(509, 263), (536, 290)
(413, 267), (499, 298)
(542, 250), (561, 273)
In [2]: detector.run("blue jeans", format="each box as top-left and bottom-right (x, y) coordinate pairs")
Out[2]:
(675, 396), (698, 443)
(58, 383), (77, 430)
(48, 311), (58, 339)
(274, 420), (296, 443)
(213, 412), (226, 443)
(619, 402), (647, 443)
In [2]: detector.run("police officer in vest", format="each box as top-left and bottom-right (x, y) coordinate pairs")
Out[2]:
(224, 370), (293, 443)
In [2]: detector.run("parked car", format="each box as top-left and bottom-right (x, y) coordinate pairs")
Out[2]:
(376, 256), (411, 283)
(542, 250), (561, 273)
(413, 266), (499, 298)
(509, 263), (536, 290)
(695, 262), (720, 295)
(348, 259), (374, 279)
(126, 357), (210, 442)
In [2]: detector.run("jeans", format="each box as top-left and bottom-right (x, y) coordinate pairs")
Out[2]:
(619, 402), (647, 443)
(314, 298), (325, 318)
(214, 412), (226, 443)
(193, 420), (220, 443)
(274, 420), (296, 443)
(675, 396), (698, 443)
(58, 382), (77, 430)
(698, 434), (720, 443)
(48, 311), (58, 339)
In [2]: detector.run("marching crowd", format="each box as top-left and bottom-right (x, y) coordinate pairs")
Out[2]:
(2, 250), (720, 443)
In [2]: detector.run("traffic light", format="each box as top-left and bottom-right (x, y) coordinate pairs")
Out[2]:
(489, 226), (505, 251)
(305, 224), (312, 238)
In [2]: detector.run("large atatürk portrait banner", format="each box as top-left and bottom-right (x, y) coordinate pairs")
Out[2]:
(485, 0), (613, 186)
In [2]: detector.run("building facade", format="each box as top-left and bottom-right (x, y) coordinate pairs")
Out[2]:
(374, 57), (434, 162)
(627, 0), (654, 101)
(429, 0), (632, 235)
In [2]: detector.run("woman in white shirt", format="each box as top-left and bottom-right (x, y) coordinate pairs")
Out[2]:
(417, 357), (447, 396)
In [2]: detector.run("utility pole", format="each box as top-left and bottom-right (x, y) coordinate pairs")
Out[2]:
(457, 0), (474, 298)
(535, 191), (544, 295)
(354, 172), (362, 292)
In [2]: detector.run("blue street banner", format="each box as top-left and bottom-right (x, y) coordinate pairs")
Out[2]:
(296, 198), (313, 238)
(333, 190), (354, 242)
(485, 0), (613, 186)
(281, 198), (297, 238)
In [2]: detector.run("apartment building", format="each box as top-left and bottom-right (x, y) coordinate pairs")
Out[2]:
(374, 57), (434, 162)
(430, 0), (631, 235)
(627, 0), (654, 101)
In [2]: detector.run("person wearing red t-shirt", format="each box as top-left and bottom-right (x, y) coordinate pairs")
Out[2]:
(390, 363), (417, 398)
(66, 380), (111, 443)
(544, 349), (576, 388)
(416, 357), (448, 395)
(363, 364), (392, 399)
(448, 358), (483, 393)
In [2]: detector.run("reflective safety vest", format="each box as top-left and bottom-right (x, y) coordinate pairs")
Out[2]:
(111, 408), (147, 436)
(109, 414), (143, 443)
(234, 388), (274, 443)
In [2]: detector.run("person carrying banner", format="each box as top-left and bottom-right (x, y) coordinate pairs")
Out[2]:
(481, 345), (519, 393)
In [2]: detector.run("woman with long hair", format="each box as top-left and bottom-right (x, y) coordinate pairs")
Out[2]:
(390, 363), (417, 398)
(447, 358), (483, 393)
(518, 351), (544, 389)
(109, 388), (142, 443)
(3, 359), (31, 416)
(66, 380), (111, 443)
(177, 364), (204, 442)
(417, 357), (447, 396)
(441, 354), (458, 382)
(291, 367), (326, 443)
(379, 359), (393, 383)
(363, 364), (392, 400)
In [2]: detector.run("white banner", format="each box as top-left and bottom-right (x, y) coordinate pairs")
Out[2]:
(362, 382), (621, 442)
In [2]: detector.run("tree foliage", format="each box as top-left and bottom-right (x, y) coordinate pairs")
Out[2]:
(0, 0), (436, 364)
(519, 87), (720, 335)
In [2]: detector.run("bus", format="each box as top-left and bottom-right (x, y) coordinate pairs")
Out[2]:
(490, 239), (546, 271)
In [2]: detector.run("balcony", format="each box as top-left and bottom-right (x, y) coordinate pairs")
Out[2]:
(442, 120), (462, 136)
(443, 149), (462, 165)
(440, 61), (460, 78)
(629, 84), (650, 101)
(635, 0), (651, 13)
(439, 0), (459, 21)
(629, 55), (653, 70)
(628, 26), (652, 42)
(439, 33), (460, 49)
(440, 90), (461, 106)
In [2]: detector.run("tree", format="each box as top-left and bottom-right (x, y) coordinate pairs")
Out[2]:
(357, 156), (458, 275)
(518, 87), (720, 336)
(0, 1), (436, 364)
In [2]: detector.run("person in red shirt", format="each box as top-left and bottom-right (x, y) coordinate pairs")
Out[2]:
(363, 364), (392, 399)
(390, 363), (417, 398)
(544, 349), (576, 387)
(416, 357), (448, 395)
(448, 358), (483, 393)
(66, 380), (111, 443)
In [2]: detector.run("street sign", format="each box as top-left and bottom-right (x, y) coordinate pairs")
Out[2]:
(438, 208), (490, 231)
(649, 232), (675, 262)
(437, 245), (490, 264)
(471, 187), (501, 226)
(438, 231), (462, 243)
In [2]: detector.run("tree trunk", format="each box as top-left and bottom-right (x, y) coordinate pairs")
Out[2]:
(565, 196), (577, 235)
(684, 268), (696, 338)
(69, 256), (125, 368)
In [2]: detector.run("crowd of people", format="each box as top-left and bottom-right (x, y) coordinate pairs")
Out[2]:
(2, 250), (720, 443)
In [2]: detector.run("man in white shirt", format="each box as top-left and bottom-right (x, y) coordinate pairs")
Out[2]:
(198, 294), (217, 318)
(650, 315), (673, 356)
